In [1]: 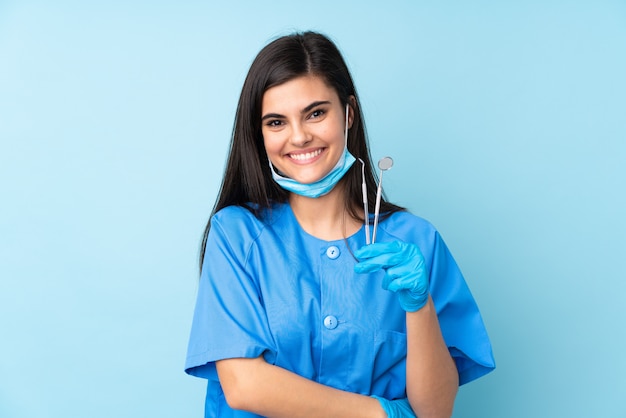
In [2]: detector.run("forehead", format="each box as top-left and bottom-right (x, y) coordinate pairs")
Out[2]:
(262, 75), (340, 111)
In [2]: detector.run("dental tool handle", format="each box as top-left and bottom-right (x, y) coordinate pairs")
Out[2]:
(372, 181), (383, 243)
(365, 215), (371, 245)
(362, 182), (370, 244)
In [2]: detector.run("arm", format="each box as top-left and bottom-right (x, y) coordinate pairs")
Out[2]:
(216, 355), (386, 418)
(405, 297), (458, 418)
(354, 241), (460, 418)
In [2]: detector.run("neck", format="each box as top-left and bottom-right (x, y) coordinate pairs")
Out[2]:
(288, 183), (361, 241)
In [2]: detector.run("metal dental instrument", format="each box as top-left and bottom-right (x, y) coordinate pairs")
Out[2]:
(358, 158), (370, 244)
(372, 156), (394, 243)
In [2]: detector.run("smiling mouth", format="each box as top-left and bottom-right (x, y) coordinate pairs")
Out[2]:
(288, 148), (323, 161)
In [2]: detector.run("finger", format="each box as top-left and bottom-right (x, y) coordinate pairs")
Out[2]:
(355, 250), (407, 273)
(353, 241), (402, 259)
(354, 258), (387, 274)
(385, 274), (415, 293)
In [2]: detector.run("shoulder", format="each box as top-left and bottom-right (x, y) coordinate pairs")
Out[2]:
(212, 205), (260, 225)
(209, 203), (289, 242)
(201, 206), (266, 273)
(380, 210), (439, 241)
(377, 211), (455, 262)
(202, 203), (291, 272)
(210, 205), (265, 239)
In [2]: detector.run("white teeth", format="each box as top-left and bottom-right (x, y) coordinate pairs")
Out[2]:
(290, 149), (322, 161)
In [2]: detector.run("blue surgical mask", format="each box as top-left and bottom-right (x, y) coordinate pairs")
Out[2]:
(269, 103), (355, 198)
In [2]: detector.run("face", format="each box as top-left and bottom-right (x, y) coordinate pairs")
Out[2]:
(261, 75), (353, 185)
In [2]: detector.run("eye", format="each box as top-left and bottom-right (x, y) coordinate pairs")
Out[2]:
(265, 119), (283, 127)
(309, 109), (325, 119)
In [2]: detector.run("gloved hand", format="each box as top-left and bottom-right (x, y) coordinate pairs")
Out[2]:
(354, 241), (429, 312)
(371, 396), (416, 418)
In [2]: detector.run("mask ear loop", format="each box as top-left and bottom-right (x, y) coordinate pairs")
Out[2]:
(344, 102), (349, 147)
(349, 102), (371, 245)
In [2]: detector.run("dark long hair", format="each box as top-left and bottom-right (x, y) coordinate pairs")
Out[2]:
(200, 31), (404, 269)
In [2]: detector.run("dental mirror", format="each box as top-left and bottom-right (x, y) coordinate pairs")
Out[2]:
(378, 156), (394, 171)
(372, 156), (394, 243)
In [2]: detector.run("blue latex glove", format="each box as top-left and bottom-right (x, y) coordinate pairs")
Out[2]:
(372, 396), (416, 417)
(354, 241), (429, 312)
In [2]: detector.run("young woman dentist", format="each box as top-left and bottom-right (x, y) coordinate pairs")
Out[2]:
(185, 31), (495, 418)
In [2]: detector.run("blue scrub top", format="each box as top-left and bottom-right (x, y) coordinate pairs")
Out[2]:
(186, 203), (495, 417)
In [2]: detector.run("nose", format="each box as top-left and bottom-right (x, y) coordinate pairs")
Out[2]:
(289, 122), (312, 147)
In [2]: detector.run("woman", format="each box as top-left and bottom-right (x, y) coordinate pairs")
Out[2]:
(185, 31), (495, 418)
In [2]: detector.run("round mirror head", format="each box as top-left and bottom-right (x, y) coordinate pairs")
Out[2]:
(378, 156), (394, 171)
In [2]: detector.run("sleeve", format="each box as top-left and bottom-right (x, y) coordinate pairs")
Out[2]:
(428, 231), (496, 385)
(184, 216), (276, 379)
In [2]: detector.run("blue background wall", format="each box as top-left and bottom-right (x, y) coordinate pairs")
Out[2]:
(1, 1), (625, 417)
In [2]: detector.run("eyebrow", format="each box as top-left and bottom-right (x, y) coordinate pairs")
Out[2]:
(261, 100), (332, 121)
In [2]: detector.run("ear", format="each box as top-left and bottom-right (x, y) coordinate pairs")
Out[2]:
(347, 95), (357, 128)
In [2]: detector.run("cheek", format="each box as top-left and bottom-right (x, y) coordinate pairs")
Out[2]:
(262, 131), (282, 158)
(319, 125), (344, 146)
